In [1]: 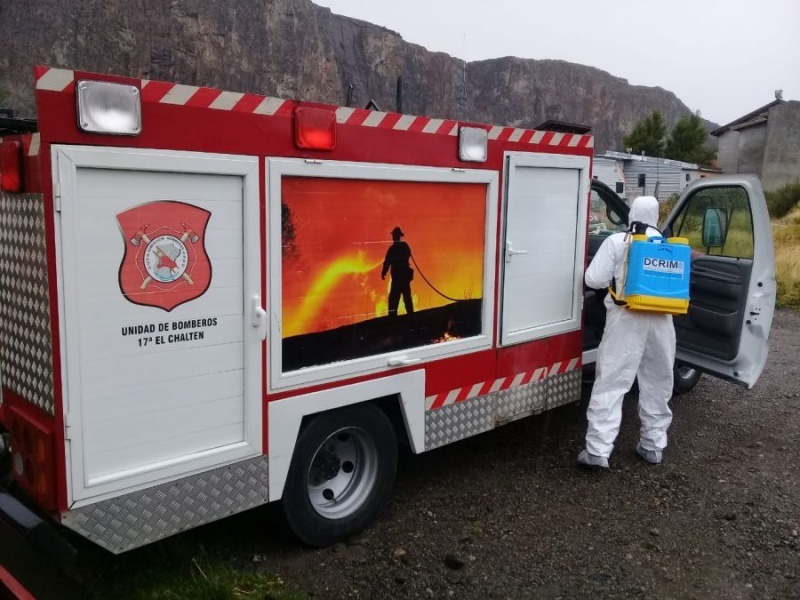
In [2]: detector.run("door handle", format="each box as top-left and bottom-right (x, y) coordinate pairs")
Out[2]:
(506, 241), (528, 263)
(251, 295), (267, 340)
(387, 356), (421, 367)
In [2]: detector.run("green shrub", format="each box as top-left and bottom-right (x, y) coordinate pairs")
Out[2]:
(658, 194), (680, 224)
(765, 182), (800, 219)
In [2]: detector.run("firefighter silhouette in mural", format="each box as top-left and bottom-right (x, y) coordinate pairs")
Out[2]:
(381, 226), (415, 316)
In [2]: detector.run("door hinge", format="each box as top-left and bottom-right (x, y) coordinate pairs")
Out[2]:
(54, 184), (62, 212)
(64, 413), (72, 439)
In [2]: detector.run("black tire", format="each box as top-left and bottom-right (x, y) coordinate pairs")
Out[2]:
(282, 404), (397, 547)
(673, 363), (702, 395)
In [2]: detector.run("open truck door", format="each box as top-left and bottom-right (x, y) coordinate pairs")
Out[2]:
(662, 175), (776, 388)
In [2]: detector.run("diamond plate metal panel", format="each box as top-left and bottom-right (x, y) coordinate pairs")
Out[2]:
(426, 395), (496, 450)
(62, 455), (270, 554)
(425, 369), (583, 451)
(0, 192), (54, 416)
(545, 370), (583, 410)
(494, 380), (547, 420)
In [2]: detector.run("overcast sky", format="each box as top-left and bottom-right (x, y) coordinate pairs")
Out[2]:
(313, 0), (799, 126)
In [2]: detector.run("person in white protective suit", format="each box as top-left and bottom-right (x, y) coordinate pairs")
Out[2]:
(577, 195), (676, 469)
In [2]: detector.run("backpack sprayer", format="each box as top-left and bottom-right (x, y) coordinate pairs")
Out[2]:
(608, 221), (691, 315)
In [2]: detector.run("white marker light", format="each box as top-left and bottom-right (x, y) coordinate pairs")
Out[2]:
(458, 126), (488, 162)
(77, 80), (142, 135)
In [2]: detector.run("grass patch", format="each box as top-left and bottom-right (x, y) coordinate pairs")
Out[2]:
(765, 181), (800, 219)
(70, 542), (305, 600)
(774, 205), (800, 309)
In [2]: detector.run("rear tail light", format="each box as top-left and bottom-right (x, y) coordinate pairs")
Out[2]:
(0, 141), (23, 192)
(7, 406), (57, 512)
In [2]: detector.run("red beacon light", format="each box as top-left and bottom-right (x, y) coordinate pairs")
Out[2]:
(0, 141), (23, 192)
(294, 105), (336, 150)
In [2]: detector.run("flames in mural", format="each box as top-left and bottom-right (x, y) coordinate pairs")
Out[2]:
(284, 251), (382, 338)
(433, 331), (460, 343)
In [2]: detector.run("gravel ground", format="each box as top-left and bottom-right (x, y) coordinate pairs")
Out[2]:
(227, 308), (800, 600)
(13, 310), (800, 599)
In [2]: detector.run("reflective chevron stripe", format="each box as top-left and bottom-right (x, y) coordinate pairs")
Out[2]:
(426, 357), (581, 410)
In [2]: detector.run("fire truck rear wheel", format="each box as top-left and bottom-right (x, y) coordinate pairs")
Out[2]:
(282, 404), (398, 547)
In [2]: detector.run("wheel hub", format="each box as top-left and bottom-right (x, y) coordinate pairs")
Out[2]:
(306, 427), (378, 519)
(311, 447), (342, 482)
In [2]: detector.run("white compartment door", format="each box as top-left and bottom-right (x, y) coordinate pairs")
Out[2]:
(500, 153), (590, 346)
(55, 146), (263, 505)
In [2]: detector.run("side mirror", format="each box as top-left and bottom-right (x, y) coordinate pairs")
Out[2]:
(702, 207), (729, 248)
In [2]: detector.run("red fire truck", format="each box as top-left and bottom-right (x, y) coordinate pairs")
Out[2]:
(0, 66), (776, 555)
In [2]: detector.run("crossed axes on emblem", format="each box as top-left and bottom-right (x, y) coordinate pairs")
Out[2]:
(130, 223), (200, 289)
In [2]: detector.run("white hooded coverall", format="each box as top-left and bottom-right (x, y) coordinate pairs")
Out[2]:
(584, 196), (676, 459)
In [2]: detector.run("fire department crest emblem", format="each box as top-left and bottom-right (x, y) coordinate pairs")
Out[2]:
(117, 201), (212, 311)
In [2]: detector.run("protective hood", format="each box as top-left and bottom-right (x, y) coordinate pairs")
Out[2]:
(629, 196), (660, 228)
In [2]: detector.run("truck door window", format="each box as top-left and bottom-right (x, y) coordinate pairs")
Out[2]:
(672, 187), (754, 259)
(589, 189), (626, 235)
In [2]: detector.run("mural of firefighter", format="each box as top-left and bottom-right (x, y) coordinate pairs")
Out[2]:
(281, 176), (487, 371)
(381, 226), (414, 317)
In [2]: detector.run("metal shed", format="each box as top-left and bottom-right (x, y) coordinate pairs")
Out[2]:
(597, 151), (706, 202)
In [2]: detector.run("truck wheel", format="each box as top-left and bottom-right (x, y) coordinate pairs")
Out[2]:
(282, 404), (397, 547)
(673, 363), (702, 395)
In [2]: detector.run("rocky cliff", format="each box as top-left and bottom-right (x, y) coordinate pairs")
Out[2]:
(0, 0), (714, 151)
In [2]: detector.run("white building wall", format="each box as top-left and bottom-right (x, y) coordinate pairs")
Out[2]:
(717, 131), (740, 174)
(592, 157), (626, 198)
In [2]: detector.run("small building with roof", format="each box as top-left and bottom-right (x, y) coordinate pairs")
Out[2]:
(711, 97), (800, 191)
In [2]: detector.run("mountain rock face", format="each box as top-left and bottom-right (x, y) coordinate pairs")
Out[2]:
(0, 0), (714, 150)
